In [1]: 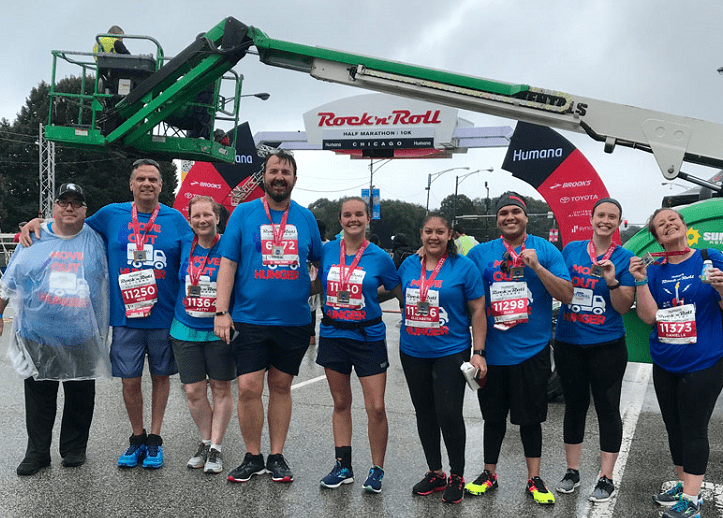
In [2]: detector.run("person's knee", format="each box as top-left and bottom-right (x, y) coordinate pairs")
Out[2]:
(184, 381), (207, 403)
(366, 400), (387, 423)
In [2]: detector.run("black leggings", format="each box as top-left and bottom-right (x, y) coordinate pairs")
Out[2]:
(400, 349), (468, 477)
(554, 337), (627, 452)
(653, 356), (723, 475)
(483, 420), (541, 465)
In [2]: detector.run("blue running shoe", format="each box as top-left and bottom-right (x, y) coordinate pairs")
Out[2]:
(320, 460), (354, 488)
(142, 434), (163, 469)
(663, 497), (701, 518)
(363, 466), (384, 493)
(118, 432), (147, 468)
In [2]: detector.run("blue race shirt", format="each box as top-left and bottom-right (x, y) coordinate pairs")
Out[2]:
(647, 249), (723, 374)
(220, 198), (322, 326)
(468, 234), (570, 366)
(172, 234), (224, 332)
(319, 239), (399, 341)
(398, 254), (485, 359)
(86, 202), (192, 328)
(555, 240), (635, 346)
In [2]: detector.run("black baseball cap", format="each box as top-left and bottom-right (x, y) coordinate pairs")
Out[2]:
(56, 183), (86, 204)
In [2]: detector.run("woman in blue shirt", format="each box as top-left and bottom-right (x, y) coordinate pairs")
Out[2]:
(553, 198), (635, 502)
(169, 196), (235, 475)
(631, 208), (723, 518)
(398, 213), (486, 504)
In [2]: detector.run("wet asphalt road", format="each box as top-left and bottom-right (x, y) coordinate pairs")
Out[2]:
(1, 301), (723, 518)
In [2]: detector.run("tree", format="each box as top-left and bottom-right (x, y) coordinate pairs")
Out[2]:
(438, 193), (475, 225)
(0, 77), (178, 232)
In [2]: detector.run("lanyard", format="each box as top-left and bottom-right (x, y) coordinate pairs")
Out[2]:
(648, 248), (691, 265)
(131, 203), (160, 251)
(187, 234), (220, 286)
(419, 254), (447, 302)
(339, 239), (368, 291)
(501, 238), (525, 267)
(262, 197), (290, 248)
(587, 240), (617, 265)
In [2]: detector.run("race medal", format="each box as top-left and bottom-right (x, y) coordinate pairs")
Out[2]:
(187, 285), (201, 297)
(510, 266), (525, 279)
(590, 265), (604, 277)
(338, 290), (350, 304)
(417, 301), (430, 316)
(587, 241), (617, 278)
(272, 245), (285, 258)
(642, 252), (656, 267)
(134, 250), (147, 262)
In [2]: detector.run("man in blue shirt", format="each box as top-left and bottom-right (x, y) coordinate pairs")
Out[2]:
(465, 192), (573, 505)
(215, 151), (322, 484)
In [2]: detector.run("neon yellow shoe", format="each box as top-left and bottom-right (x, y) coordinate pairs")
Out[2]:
(465, 470), (498, 495)
(527, 476), (555, 505)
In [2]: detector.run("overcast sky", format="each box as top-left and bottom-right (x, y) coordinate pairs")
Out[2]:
(3, 0), (723, 226)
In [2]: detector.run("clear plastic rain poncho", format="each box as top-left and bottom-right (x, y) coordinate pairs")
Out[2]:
(1, 222), (111, 380)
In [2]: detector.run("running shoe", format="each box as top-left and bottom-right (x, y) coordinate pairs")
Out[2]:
(320, 460), (354, 488)
(117, 432), (147, 468)
(266, 453), (294, 482)
(465, 470), (498, 495)
(654, 482), (684, 507)
(527, 476), (556, 505)
(204, 448), (223, 474)
(187, 442), (209, 469)
(663, 497), (701, 518)
(555, 468), (580, 494)
(227, 452), (266, 483)
(142, 434), (164, 469)
(442, 474), (465, 504)
(412, 471), (447, 495)
(363, 466), (384, 493)
(589, 475), (615, 502)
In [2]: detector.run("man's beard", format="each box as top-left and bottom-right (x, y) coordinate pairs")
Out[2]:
(264, 180), (292, 203)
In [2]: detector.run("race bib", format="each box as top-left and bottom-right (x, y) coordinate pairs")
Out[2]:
(404, 288), (440, 328)
(261, 224), (299, 266)
(489, 281), (528, 329)
(326, 266), (366, 308)
(656, 304), (697, 344)
(118, 269), (157, 318)
(183, 275), (217, 318)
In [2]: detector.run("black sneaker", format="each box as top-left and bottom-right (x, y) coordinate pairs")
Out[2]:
(266, 453), (294, 482)
(589, 476), (615, 502)
(413, 471), (447, 495)
(61, 452), (86, 468)
(442, 474), (465, 504)
(555, 468), (581, 494)
(227, 453), (266, 483)
(16, 456), (51, 476)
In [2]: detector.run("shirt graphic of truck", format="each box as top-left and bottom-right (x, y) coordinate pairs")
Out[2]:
(127, 244), (167, 269)
(569, 288), (606, 315)
(48, 271), (90, 298)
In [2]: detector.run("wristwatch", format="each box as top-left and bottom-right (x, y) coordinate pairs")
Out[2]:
(472, 349), (486, 358)
(607, 281), (621, 290)
(215, 311), (229, 316)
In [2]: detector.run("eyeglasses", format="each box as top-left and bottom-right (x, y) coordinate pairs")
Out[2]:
(56, 199), (86, 209)
(132, 158), (160, 169)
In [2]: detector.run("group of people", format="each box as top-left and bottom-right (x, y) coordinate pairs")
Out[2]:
(2, 154), (721, 517)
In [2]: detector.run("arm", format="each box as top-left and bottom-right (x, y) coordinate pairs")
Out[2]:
(467, 296), (487, 378)
(19, 218), (43, 247)
(213, 257), (237, 344)
(628, 255), (657, 324)
(377, 284), (402, 303)
(601, 260), (635, 314)
(521, 248), (573, 304)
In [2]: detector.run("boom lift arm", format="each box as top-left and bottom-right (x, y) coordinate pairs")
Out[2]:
(239, 21), (723, 191)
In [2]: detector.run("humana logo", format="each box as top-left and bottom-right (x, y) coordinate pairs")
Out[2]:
(513, 148), (564, 161)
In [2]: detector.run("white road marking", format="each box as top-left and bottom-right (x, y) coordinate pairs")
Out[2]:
(291, 374), (327, 391)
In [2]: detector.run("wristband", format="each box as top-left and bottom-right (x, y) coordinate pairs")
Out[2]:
(0, 314), (3, 319)
(215, 311), (229, 316)
(607, 281), (620, 291)
(634, 277), (648, 286)
(472, 349), (486, 358)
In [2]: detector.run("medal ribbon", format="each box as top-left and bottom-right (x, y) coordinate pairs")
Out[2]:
(419, 254), (447, 302)
(501, 238), (525, 268)
(263, 197), (290, 249)
(131, 203), (160, 252)
(587, 240), (617, 266)
(648, 248), (691, 265)
(339, 239), (368, 292)
(187, 234), (221, 286)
